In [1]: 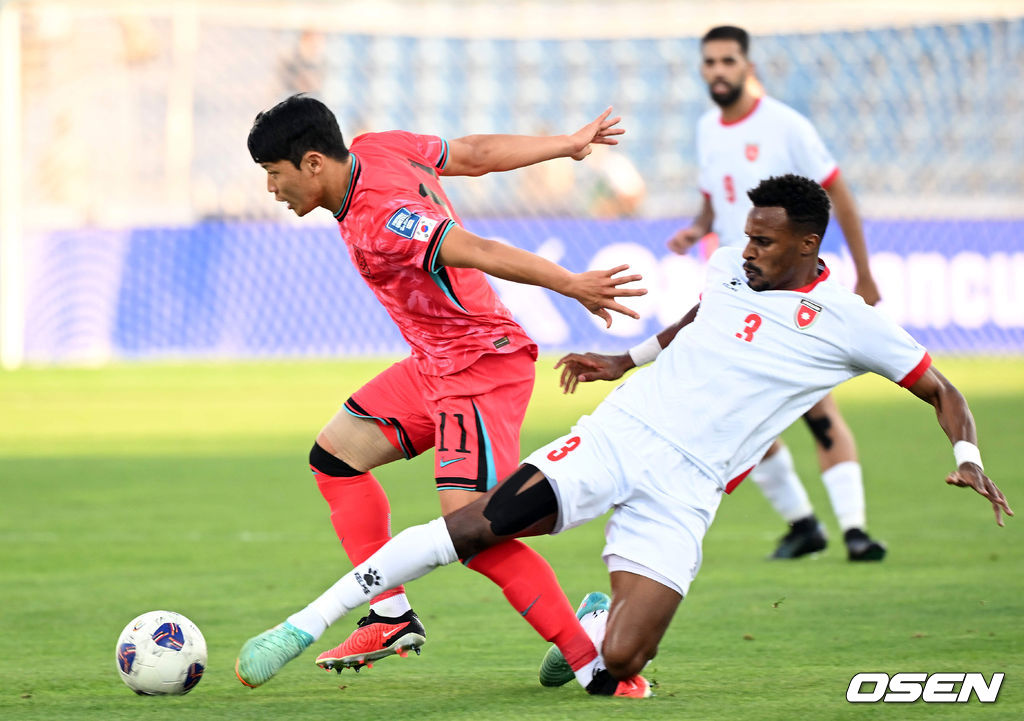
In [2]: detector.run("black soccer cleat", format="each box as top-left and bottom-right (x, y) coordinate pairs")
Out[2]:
(844, 528), (887, 561)
(770, 515), (828, 559)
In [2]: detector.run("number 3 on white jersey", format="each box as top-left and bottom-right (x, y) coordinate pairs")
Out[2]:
(735, 313), (762, 342)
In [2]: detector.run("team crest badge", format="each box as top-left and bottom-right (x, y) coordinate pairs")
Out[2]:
(745, 143), (759, 161)
(795, 299), (822, 329)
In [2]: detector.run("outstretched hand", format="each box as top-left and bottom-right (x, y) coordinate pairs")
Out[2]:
(946, 464), (1013, 526)
(569, 107), (625, 161)
(555, 352), (634, 394)
(568, 264), (646, 328)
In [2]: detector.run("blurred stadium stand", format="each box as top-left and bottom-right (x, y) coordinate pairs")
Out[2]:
(1, 1), (1022, 365)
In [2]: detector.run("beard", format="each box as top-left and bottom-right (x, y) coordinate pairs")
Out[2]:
(709, 81), (744, 108)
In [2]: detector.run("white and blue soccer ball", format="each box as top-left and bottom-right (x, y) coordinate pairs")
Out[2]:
(115, 610), (207, 695)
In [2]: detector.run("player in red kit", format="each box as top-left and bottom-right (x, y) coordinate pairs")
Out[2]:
(238, 94), (646, 685)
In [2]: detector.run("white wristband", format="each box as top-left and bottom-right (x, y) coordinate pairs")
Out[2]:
(628, 334), (663, 367)
(953, 441), (984, 471)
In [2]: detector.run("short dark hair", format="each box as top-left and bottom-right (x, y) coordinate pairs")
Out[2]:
(748, 174), (831, 239)
(247, 94), (349, 168)
(701, 25), (750, 56)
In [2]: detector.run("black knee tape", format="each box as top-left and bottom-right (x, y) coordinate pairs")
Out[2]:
(482, 464), (558, 537)
(802, 413), (834, 451)
(309, 442), (364, 477)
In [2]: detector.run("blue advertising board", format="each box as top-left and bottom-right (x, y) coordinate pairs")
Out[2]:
(22, 218), (1024, 363)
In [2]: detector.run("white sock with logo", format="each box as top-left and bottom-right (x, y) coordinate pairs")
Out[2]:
(573, 607), (610, 689)
(752, 445), (813, 523)
(287, 517), (458, 640)
(821, 461), (866, 531)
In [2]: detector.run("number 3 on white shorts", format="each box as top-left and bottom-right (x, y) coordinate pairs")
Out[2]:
(546, 436), (581, 462)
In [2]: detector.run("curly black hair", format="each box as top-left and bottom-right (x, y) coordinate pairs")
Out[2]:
(747, 174), (831, 239)
(248, 94), (349, 169)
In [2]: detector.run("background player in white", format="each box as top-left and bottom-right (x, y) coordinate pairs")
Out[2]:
(668, 25), (885, 560)
(236, 175), (1011, 696)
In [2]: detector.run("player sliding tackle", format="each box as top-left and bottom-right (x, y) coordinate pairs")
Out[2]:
(240, 94), (646, 687)
(237, 175), (1011, 698)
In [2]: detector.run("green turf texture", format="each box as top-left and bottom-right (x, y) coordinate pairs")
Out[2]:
(1, 357), (1021, 720)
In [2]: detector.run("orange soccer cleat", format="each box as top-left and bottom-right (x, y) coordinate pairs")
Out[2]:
(315, 609), (426, 672)
(613, 675), (653, 698)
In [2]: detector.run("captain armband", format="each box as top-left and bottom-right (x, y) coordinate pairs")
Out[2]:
(953, 441), (984, 471)
(627, 334), (663, 367)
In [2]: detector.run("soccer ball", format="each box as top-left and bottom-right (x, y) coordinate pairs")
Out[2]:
(115, 610), (207, 695)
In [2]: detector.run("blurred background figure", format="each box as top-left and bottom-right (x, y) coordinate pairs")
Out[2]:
(117, 11), (160, 65)
(2, 0), (1022, 370)
(279, 29), (326, 96)
(586, 144), (647, 218)
(517, 124), (579, 216)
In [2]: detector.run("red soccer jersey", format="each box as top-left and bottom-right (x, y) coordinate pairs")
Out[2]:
(335, 130), (536, 376)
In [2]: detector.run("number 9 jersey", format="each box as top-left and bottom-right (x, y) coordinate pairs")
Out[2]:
(696, 96), (840, 248)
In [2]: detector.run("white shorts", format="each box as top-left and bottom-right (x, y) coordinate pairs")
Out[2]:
(523, 403), (724, 597)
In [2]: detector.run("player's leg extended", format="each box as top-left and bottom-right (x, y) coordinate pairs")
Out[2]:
(237, 515), (460, 687)
(426, 351), (601, 679)
(314, 361), (437, 670)
(753, 439), (827, 559)
(803, 393), (885, 560)
(241, 465), (605, 688)
(237, 466), (560, 687)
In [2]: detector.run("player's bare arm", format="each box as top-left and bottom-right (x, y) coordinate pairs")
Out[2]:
(438, 226), (646, 327)
(668, 194), (715, 255)
(906, 366), (1013, 525)
(556, 304), (701, 393)
(441, 107), (624, 176)
(555, 352), (634, 394)
(825, 174), (880, 305)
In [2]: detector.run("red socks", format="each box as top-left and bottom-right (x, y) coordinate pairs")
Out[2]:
(313, 468), (405, 604)
(464, 541), (597, 670)
(315, 467), (596, 670)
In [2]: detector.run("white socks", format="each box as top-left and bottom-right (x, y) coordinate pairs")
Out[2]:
(753, 447), (867, 531)
(573, 606), (609, 689)
(287, 517), (458, 640)
(821, 461), (866, 531)
(752, 445), (813, 523)
(370, 593), (412, 619)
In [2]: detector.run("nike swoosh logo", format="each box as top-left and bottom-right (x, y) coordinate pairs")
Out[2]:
(439, 458), (466, 467)
(381, 627), (405, 638)
(617, 680), (639, 695)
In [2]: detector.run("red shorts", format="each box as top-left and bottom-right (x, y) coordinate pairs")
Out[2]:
(345, 347), (536, 492)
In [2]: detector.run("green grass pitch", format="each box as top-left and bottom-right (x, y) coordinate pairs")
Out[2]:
(1, 356), (1021, 720)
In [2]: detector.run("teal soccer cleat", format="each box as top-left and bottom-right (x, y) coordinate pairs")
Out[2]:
(235, 622), (314, 688)
(538, 591), (611, 687)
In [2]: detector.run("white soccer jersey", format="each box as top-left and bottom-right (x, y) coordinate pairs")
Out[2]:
(605, 247), (930, 488)
(697, 96), (839, 247)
